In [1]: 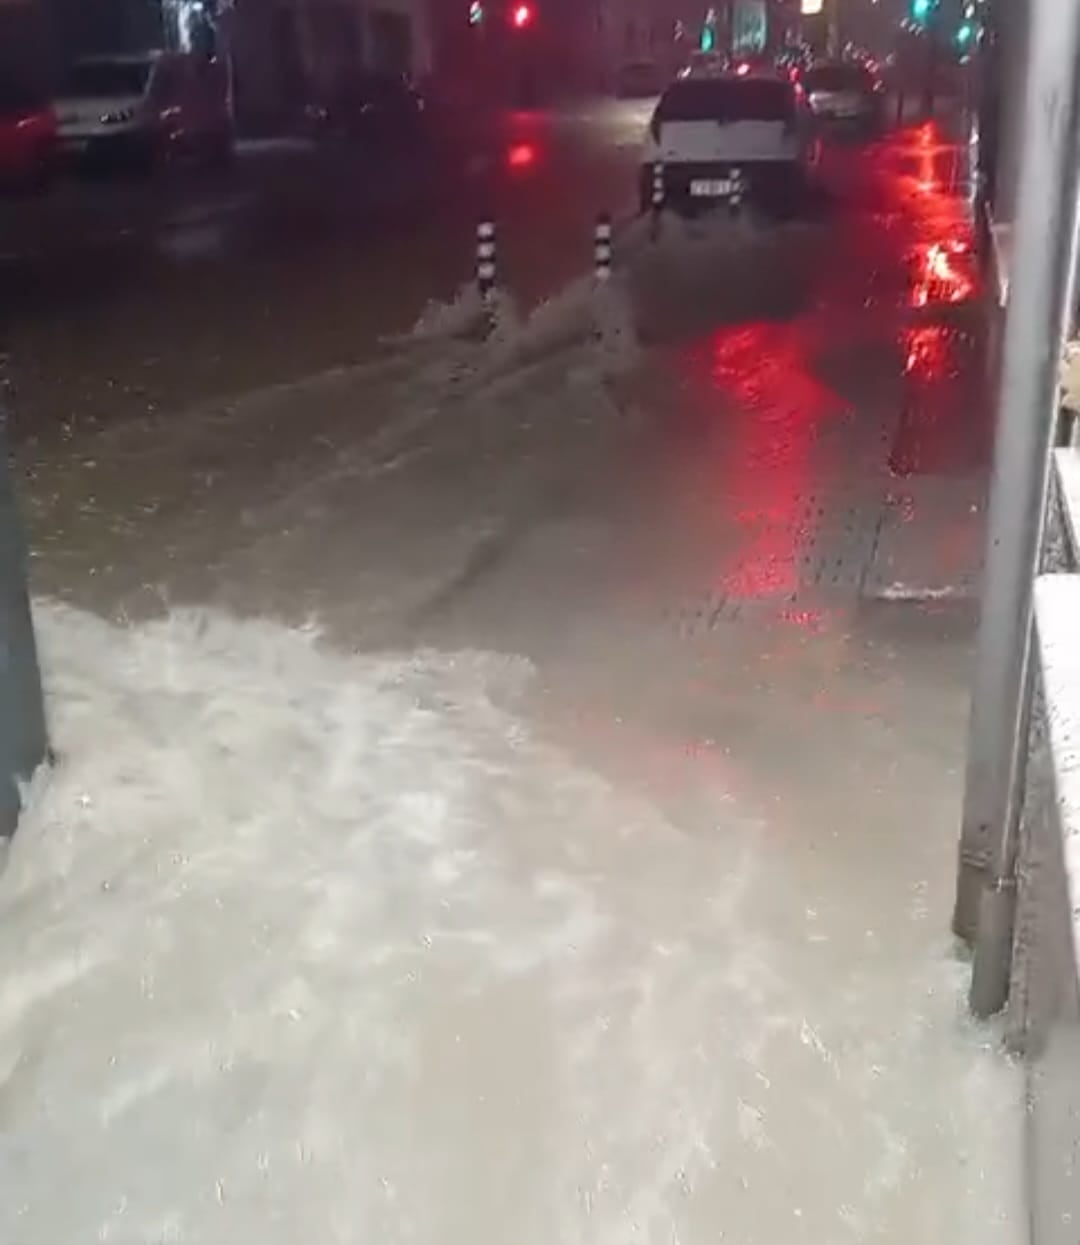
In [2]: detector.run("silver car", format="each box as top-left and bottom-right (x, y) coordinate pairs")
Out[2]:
(803, 62), (884, 134)
(56, 52), (232, 170)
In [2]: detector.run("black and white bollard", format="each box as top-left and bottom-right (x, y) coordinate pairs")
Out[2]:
(476, 219), (496, 301)
(729, 169), (746, 217)
(594, 213), (612, 283)
(649, 161), (664, 240)
(651, 162), (664, 213)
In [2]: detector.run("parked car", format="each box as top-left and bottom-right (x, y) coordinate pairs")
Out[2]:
(304, 74), (426, 148)
(803, 61), (885, 134)
(55, 52), (232, 171)
(0, 79), (56, 190)
(641, 72), (819, 217)
(616, 62), (664, 98)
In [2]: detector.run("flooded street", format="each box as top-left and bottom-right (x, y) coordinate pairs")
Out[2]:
(0, 113), (1022, 1243)
(0, 102), (653, 437)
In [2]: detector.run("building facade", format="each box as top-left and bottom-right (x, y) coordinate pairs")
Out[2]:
(222, 0), (433, 130)
(26, 0), (432, 132)
(0, 0), (55, 90)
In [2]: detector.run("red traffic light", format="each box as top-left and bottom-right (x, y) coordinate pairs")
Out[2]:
(511, 4), (533, 28)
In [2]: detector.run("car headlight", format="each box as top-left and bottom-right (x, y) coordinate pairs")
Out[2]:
(100, 107), (136, 125)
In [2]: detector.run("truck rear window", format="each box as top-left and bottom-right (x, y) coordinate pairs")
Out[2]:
(655, 79), (794, 125)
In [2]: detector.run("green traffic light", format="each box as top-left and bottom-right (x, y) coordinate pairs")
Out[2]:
(957, 22), (974, 44)
(700, 25), (715, 52)
(912, 0), (931, 22)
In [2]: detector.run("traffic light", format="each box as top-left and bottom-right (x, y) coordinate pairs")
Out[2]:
(511, 4), (533, 28)
(911, 0), (932, 25)
(468, 0), (483, 24)
(956, 21), (974, 45)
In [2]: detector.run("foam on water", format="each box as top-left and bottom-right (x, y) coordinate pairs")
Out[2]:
(0, 602), (1021, 1244)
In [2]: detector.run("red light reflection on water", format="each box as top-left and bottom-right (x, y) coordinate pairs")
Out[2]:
(507, 142), (536, 169)
(889, 119), (985, 472)
(903, 322), (953, 381)
(704, 323), (845, 613)
(910, 239), (976, 308)
(780, 606), (827, 632)
(915, 121), (940, 195)
(890, 122), (980, 309)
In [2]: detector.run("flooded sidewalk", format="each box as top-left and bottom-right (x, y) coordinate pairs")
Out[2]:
(0, 126), (1022, 1243)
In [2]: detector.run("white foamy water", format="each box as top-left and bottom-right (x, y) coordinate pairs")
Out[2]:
(0, 601), (1020, 1245)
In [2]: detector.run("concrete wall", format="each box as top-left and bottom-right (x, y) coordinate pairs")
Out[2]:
(1008, 448), (1080, 1244)
(226, 0), (432, 131)
(29, 0), (431, 133)
(48, 0), (165, 60)
(0, 0), (52, 89)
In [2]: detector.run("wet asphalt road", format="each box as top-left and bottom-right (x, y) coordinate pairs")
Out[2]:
(0, 101), (653, 440)
(20, 114), (993, 628)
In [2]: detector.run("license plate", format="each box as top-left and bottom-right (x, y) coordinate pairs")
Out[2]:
(690, 178), (733, 197)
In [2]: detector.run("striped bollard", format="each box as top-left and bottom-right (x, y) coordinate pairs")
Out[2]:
(594, 213), (612, 283)
(476, 219), (496, 301)
(650, 161), (664, 241)
(651, 161), (664, 211)
(729, 169), (745, 217)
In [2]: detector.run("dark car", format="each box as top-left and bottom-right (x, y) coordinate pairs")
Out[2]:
(0, 79), (56, 190)
(803, 62), (885, 134)
(306, 73), (426, 147)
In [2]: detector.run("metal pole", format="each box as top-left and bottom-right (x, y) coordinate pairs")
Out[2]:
(0, 365), (48, 839)
(955, 0), (1080, 1017)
